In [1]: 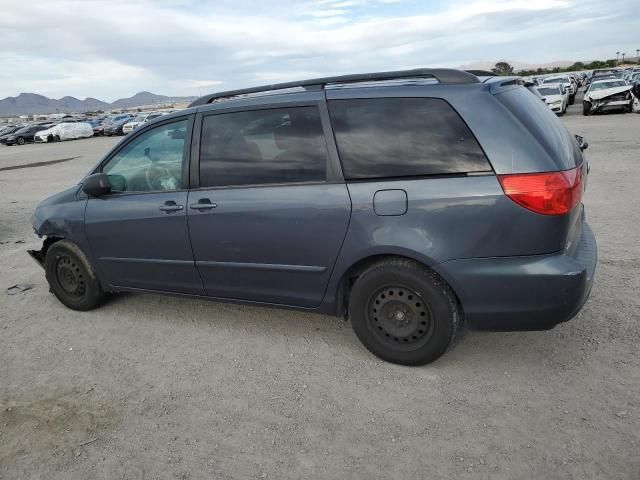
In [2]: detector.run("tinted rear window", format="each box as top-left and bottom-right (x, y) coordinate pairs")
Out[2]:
(328, 98), (490, 180)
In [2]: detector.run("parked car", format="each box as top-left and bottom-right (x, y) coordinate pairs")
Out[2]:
(92, 118), (112, 136)
(3, 124), (49, 145)
(543, 76), (576, 104)
(583, 79), (635, 115)
(104, 116), (134, 136)
(629, 72), (640, 99)
(89, 118), (106, 128)
(95, 114), (131, 136)
(0, 125), (24, 144)
(0, 125), (18, 136)
(122, 112), (166, 134)
(591, 69), (622, 82)
(28, 68), (597, 365)
(535, 84), (567, 114)
(34, 122), (94, 143)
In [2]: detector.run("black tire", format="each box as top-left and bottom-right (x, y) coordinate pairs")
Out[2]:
(44, 240), (106, 311)
(348, 258), (459, 366)
(569, 94), (575, 105)
(54, 135), (61, 142)
(16, 137), (25, 145)
(583, 101), (591, 116)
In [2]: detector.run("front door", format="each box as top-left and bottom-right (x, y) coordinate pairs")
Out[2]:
(85, 116), (204, 294)
(188, 105), (350, 307)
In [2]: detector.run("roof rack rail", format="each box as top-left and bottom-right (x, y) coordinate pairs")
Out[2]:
(189, 68), (479, 107)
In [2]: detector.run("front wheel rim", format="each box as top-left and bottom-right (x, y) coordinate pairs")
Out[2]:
(54, 255), (86, 299)
(367, 286), (434, 348)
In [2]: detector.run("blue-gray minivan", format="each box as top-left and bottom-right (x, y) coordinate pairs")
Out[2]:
(29, 69), (597, 365)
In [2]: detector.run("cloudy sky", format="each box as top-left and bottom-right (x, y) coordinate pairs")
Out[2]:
(0, 0), (638, 101)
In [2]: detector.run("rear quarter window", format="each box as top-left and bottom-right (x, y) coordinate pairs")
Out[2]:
(496, 87), (581, 169)
(327, 98), (491, 180)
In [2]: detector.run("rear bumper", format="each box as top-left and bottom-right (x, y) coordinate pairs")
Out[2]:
(435, 222), (597, 331)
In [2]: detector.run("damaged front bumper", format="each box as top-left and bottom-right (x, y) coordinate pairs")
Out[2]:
(591, 99), (631, 111)
(27, 248), (45, 268)
(587, 92), (634, 113)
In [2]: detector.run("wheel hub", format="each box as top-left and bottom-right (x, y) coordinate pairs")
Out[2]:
(55, 256), (86, 297)
(368, 286), (432, 345)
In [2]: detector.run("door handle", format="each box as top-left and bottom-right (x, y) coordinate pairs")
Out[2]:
(159, 201), (184, 213)
(190, 199), (217, 210)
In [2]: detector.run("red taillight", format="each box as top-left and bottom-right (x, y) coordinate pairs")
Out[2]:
(497, 166), (583, 215)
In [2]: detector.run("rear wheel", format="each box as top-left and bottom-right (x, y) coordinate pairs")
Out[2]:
(44, 240), (106, 311)
(348, 258), (459, 365)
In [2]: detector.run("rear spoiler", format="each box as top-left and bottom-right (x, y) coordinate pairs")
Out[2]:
(483, 76), (526, 94)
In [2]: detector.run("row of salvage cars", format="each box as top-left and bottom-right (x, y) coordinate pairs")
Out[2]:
(0, 110), (172, 146)
(527, 67), (640, 116)
(0, 122), (90, 146)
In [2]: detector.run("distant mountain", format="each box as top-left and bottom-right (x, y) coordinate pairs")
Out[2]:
(459, 59), (575, 73)
(110, 91), (190, 109)
(0, 91), (197, 116)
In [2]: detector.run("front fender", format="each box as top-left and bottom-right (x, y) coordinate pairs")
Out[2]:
(31, 185), (86, 239)
(30, 186), (100, 284)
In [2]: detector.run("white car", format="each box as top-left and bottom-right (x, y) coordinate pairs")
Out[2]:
(543, 76), (576, 104)
(535, 84), (567, 115)
(583, 79), (635, 115)
(122, 112), (166, 134)
(34, 122), (94, 143)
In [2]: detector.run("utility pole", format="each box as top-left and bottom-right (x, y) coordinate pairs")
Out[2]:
(616, 51), (620, 64)
(636, 49), (639, 64)
(622, 53), (626, 64)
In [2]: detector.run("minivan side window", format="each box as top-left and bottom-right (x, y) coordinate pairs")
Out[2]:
(328, 98), (491, 180)
(102, 119), (188, 193)
(199, 107), (328, 187)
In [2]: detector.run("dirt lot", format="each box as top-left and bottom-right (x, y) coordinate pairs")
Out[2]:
(1, 97), (639, 480)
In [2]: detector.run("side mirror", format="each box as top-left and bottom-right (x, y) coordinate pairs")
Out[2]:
(82, 172), (112, 197)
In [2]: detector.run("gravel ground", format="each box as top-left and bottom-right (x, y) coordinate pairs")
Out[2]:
(1, 95), (639, 480)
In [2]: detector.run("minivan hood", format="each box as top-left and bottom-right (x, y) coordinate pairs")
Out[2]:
(586, 85), (632, 100)
(31, 185), (81, 234)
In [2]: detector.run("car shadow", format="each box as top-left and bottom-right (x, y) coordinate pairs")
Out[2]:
(96, 290), (594, 370)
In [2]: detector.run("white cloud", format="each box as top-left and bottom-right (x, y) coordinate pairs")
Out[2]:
(0, 0), (637, 101)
